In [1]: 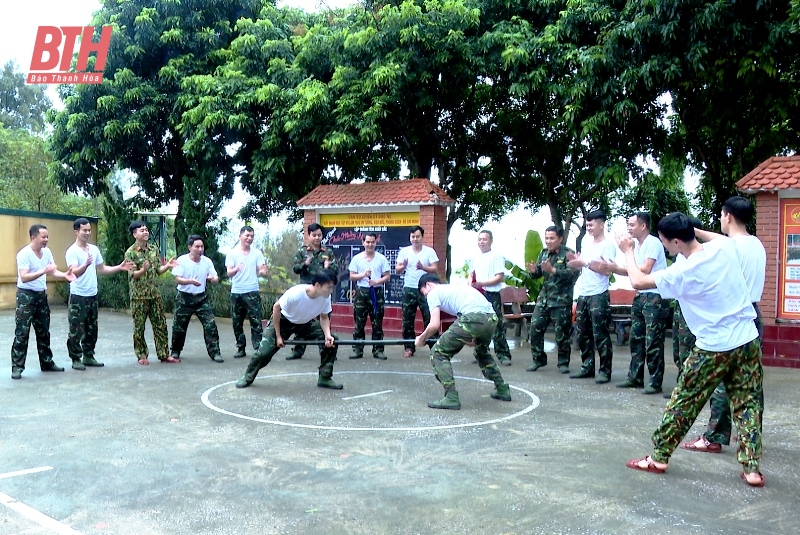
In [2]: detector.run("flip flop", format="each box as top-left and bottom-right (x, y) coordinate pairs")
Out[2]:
(162, 356), (180, 363)
(741, 472), (765, 487)
(138, 359), (149, 366)
(681, 436), (722, 453)
(626, 456), (667, 474)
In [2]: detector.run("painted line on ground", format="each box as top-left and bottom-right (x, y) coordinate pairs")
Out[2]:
(0, 492), (84, 534)
(0, 466), (53, 480)
(202, 370), (540, 431)
(342, 389), (394, 400)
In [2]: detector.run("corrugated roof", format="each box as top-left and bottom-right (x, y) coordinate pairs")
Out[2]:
(737, 155), (800, 193)
(297, 179), (455, 208)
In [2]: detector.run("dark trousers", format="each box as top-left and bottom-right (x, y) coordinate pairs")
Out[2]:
(243, 315), (338, 383)
(11, 289), (55, 372)
(231, 291), (263, 351)
(575, 291), (613, 376)
(170, 291), (220, 357)
(67, 294), (99, 361)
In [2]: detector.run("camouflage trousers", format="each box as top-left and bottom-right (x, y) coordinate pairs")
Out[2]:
(429, 312), (506, 393)
(575, 291), (613, 376)
(11, 289), (55, 372)
(671, 302), (696, 381)
(131, 298), (169, 361)
(483, 291), (511, 360)
(529, 304), (572, 367)
(352, 287), (385, 357)
(626, 292), (670, 388)
(703, 303), (764, 445)
(67, 294), (99, 362)
(243, 315), (338, 383)
(231, 291), (263, 352)
(401, 287), (431, 353)
(654, 338), (763, 472)
(171, 291), (221, 358)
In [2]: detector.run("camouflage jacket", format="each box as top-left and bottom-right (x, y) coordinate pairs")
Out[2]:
(292, 245), (338, 284)
(124, 243), (163, 300)
(529, 245), (579, 308)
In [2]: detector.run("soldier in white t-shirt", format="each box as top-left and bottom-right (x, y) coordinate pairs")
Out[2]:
(65, 218), (134, 370)
(348, 232), (391, 359)
(169, 235), (223, 363)
(11, 224), (76, 380)
(621, 213), (765, 488)
(681, 196), (767, 455)
(236, 270), (341, 390)
(567, 210), (617, 383)
(471, 230), (512, 365)
(394, 226), (439, 358)
(595, 212), (670, 393)
(225, 225), (268, 359)
(415, 274), (511, 410)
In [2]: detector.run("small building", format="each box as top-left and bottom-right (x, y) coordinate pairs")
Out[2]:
(296, 179), (455, 337)
(736, 155), (800, 368)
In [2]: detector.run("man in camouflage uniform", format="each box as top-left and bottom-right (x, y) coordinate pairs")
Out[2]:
(11, 224), (75, 379)
(525, 226), (579, 374)
(124, 221), (178, 365)
(680, 197), (766, 455)
(596, 213), (670, 394)
(236, 270), (342, 390)
(622, 213), (765, 488)
(567, 210), (617, 383)
(395, 226), (439, 358)
(415, 274), (511, 410)
(348, 232), (391, 360)
(288, 223), (339, 360)
(169, 234), (222, 363)
(66, 218), (134, 370)
(226, 225), (268, 359)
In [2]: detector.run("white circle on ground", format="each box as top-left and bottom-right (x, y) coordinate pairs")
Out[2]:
(201, 370), (540, 432)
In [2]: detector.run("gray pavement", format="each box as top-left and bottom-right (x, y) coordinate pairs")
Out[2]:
(1, 307), (799, 535)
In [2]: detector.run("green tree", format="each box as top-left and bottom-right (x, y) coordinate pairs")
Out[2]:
(0, 125), (99, 215)
(49, 0), (261, 266)
(0, 61), (52, 133)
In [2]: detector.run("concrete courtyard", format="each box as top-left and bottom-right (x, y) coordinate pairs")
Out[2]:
(1, 307), (798, 535)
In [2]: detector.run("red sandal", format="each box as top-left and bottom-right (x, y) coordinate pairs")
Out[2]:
(626, 456), (667, 474)
(681, 436), (722, 453)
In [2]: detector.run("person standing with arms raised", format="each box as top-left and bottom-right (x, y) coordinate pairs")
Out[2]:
(395, 226), (439, 358)
(288, 223), (338, 360)
(471, 230), (512, 366)
(348, 232), (391, 360)
(66, 218), (133, 370)
(11, 224), (75, 380)
(226, 225), (268, 360)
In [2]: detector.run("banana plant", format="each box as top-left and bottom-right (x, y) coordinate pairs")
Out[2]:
(504, 230), (544, 302)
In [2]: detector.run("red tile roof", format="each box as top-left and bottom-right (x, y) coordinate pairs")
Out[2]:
(297, 179), (455, 208)
(736, 155), (800, 193)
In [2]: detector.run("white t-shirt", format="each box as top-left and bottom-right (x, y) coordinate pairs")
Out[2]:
(426, 284), (494, 317)
(397, 245), (439, 289)
(66, 243), (103, 297)
(634, 234), (667, 295)
(225, 247), (266, 294)
(279, 284), (332, 324)
(574, 237), (617, 297)
(731, 234), (766, 303)
(652, 237), (757, 352)
(348, 251), (390, 288)
(16, 245), (54, 291)
(172, 254), (218, 294)
(472, 250), (506, 292)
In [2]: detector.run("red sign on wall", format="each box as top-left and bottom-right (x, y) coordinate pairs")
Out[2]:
(778, 200), (800, 319)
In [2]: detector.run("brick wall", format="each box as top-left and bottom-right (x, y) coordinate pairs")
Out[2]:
(420, 204), (447, 277)
(755, 192), (779, 322)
